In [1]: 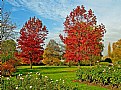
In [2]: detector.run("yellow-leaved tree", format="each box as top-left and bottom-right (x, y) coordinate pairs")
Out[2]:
(111, 39), (121, 63)
(43, 39), (60, 65)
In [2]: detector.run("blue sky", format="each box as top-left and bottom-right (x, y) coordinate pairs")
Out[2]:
(1, 0), (121, 55)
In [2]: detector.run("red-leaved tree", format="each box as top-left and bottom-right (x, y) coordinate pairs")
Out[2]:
(17, 17), (48, 69)
(59, 5), (106, 65)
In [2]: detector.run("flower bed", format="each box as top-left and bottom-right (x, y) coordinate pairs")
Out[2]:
(76, 65), (121, 89)
(1, 72), (78, 90)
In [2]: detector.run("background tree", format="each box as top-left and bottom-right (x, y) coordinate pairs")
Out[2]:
(0, 0), (17, 76)
(1, 39), (16, 63)
(108, 42), (111, 57)
(17, 17), (48, 69)
(59, 5), (106, 65)
(0, 9), (16, 41)
(0, 0), (17, 65)
(58, 43), (65, 61)
(43, 39), (60, 66)
(111, 39), (121, 63)
(0, 39), (19, 76)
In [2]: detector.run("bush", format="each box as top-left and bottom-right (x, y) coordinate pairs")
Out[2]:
(76, 65), (121, 88)
(1, 72), (79, 90)
(105, 58), (112, 63)
(0, 59), (19, 76)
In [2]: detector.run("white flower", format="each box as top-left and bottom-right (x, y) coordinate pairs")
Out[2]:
(56, 80), (58, 82)
(45, 76), (48, 78)
(97, 61), (99, 63)
(16, 87), (18, 89)
(60, 79), (61, 80)
(62, 80), (65, 83)
(30, 72), (32, 74)
(7, 77), (10, 80)
(36, 78), (38, 80)
(30, 86), (32, 88)
(51, 79), (53, 81)
(103, 69), (106, 72)
(110, 63), (113, 66)
(20, 77), (24, 80)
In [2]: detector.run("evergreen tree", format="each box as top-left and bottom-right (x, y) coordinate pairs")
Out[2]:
(108, 42), (111, 57)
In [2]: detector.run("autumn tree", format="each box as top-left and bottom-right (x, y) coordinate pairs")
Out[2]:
(0, 0), (17, 42)
(111, 39), (121, 63)
(0, 0), (18, 76)
(1, 39), (16, 63)
(108, 42), (111, 57)
(0, 39), (18, 76)
(17, 17), (48, 69)
(43, 39), (60, 66)
(0, 0), (17, 65)
(59, 5), (106, 65)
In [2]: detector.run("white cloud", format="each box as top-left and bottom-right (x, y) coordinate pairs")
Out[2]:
(7, 0), (72, 21)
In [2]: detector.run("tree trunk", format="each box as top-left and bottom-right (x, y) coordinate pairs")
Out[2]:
(68, 61), (71, 67)
(90, 61), (92, 66)
(78, 60), (80, 69)
(30, 58), (32, 69)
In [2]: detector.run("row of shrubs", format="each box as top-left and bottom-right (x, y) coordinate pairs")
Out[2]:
(76, 65), (121, 88)
(1, 72), (78, 90)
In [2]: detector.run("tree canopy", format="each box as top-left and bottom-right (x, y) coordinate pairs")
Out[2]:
(43, 39), (60, 65)
(17, 17), (48, 69)
(60, 5), (106, 64)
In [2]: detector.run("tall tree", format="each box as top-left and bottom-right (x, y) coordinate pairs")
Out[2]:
(43, 39), (60, 65)
(0, 0), (17, 65)
(108, 42), (111, 57)
(59, 5), (106, 65)
(17, 17), (48, 69)
(0, 1), (16, 42)
(0, 0), (17, 76)
(112, 39), (121, 63)
(0, 39), (18, 76)
(1, 39), (16, 63)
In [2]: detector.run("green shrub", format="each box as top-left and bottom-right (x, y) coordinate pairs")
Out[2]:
(1, 72), (79, 90)
(105, 58), (112, 63)
(76, 65), (121, 88)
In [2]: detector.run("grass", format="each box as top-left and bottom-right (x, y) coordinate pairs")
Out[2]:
(13, 65), (108, 90)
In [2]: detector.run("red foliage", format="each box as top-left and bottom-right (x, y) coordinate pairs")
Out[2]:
(1, 59), (16, 76)
(59, 5), (106, 62)
(17, 17), (48, 65)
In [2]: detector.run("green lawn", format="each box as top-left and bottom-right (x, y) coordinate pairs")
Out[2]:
(13, 66), (108, 90)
